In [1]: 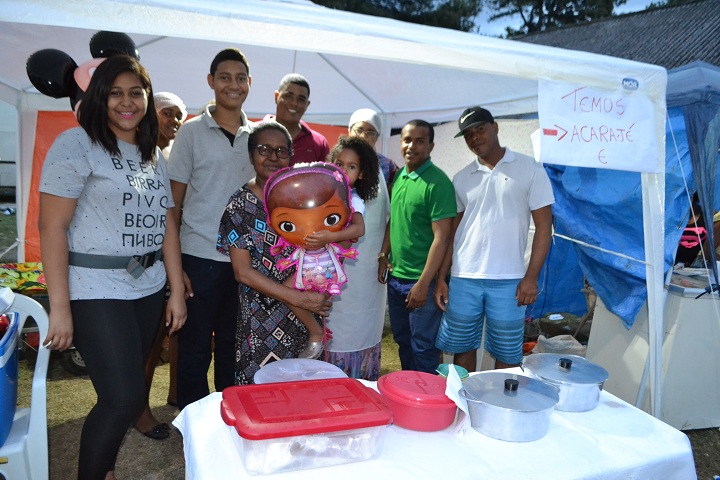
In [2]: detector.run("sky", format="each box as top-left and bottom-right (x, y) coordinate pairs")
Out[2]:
(475, 0), (653, 37)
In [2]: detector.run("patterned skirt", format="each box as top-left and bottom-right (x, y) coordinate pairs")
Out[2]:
(325, 341), (382, 381)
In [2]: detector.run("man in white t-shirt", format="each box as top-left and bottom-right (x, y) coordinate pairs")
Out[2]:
(434, 106), (554, 372)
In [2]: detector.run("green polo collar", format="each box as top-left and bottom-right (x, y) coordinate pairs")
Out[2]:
(402, 158), (434, 179)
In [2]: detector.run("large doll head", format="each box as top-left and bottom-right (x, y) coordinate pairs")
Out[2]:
(264, 162), (352, 249)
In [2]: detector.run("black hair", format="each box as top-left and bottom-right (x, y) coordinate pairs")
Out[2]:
(76, 54), (158, 165)
(278, 73), (310, 97)
(210, 48), (250, 76)
(247, 121), (293, 156)
(404, 119), (435, 144)
(330, 135), (379, 203)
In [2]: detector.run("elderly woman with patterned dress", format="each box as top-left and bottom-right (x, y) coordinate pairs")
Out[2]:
(323, 108), (393, 380)
(217, 121), (332, 384)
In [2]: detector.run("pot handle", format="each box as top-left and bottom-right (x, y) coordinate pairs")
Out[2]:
(504, 379), (519, 391)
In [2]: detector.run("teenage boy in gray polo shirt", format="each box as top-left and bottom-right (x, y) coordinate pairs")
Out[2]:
(169, 48), (255, 409)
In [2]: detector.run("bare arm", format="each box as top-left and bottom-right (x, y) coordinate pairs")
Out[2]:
(378, 219), (392, 283)
(38, 193), (77, 351)
(169, 179), (193, 297)
(304, 213), (365, 249)
(229, 247), (332, 317)
(516, 205), (553, 306)
(169, 180), (186, 235)
(406, 217), (453, 310)
(162, 206), (187, 334)
(434, 212), (463, 311)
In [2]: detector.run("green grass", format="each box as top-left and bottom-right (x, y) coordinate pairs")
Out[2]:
(380, 322), (401, 375)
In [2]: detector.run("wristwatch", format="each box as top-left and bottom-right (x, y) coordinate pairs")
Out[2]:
(377, 252), (388, 261)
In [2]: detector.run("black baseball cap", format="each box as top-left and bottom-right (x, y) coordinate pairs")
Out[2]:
(454, 106), (494, 138)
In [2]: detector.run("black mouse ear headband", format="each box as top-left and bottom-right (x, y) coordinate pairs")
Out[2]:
(26, 31), (139, 114)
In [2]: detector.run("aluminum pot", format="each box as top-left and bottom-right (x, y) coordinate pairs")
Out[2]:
(460, 372), (559, 442)
(522, 353), (609, 412)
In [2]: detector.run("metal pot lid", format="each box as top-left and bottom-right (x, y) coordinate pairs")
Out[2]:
(461, 372), (559, 412)
(523, 353), (609, 386)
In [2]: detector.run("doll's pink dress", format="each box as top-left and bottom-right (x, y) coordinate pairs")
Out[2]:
(277, 243), (357, 295)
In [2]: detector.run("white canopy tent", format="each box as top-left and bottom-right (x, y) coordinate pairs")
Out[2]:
(0, 0), (668, 416)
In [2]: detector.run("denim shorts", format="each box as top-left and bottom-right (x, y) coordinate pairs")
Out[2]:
(435, 277), (526, 364)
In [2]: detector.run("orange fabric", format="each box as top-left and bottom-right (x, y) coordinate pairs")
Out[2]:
(25, 113), (346, 262)
(25, 111), (78, 262)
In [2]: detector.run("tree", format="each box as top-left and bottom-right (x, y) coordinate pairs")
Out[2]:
(313, 0), (483, 32)
(486, 0), (626, 35)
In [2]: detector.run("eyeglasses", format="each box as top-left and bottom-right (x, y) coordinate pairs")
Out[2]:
(352, 127), (379, 139)
(255, 144), (291, 159)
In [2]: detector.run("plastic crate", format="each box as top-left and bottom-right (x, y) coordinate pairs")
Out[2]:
(0, 311), (19, 447)
(221, 378), (392, 474)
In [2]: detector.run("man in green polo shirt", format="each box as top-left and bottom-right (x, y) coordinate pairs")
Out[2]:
(377, 119), (455, 373)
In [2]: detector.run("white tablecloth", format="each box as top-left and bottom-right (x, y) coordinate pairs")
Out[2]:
(173, 372), (697, 480)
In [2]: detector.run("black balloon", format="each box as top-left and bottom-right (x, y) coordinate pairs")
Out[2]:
(69, 84), (85, 113)
(26, 49), (78, 98)
(89, 31), (139, 60)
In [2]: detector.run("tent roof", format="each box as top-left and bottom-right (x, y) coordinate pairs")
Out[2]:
(667, 61), (720, 107)
(0, 0), (666, 128)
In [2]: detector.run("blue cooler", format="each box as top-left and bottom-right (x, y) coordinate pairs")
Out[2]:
(0, 311), (19, 447)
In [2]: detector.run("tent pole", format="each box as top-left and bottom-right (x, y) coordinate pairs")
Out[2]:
(636, 266), (673, 408)
(641, 172), (666, 419)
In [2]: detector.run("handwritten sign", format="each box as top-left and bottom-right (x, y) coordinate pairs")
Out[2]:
(538, 79), (660, 173)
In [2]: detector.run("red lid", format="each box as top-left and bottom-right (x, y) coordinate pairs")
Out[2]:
(378, 371), (455, 407)
(221, 378), (393, 440)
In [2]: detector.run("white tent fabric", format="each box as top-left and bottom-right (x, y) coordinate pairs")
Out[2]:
(0, 0), (668, 416)
(1, 0), (667, 124)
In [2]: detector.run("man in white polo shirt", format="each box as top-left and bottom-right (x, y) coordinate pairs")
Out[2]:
(434, 106), (554, 372)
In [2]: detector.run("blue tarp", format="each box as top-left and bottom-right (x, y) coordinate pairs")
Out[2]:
(529, 62), (720, 329)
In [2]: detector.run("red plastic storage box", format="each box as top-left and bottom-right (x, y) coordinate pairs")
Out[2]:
(221, 378), (393, 474)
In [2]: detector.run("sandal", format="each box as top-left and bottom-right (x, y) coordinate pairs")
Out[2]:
(298, 341), (323, 359)
(137, 422), (170, 440)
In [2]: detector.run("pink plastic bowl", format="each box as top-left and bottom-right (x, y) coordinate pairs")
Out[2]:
(377, 371), (457, 432)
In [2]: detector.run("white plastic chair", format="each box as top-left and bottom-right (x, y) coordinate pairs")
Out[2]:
(0, 294), (49, 480)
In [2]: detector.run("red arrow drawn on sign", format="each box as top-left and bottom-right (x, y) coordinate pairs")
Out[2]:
(542, 125), (568, 141)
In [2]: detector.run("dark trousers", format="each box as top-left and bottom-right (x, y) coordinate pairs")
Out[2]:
(176, 254), (239, 410)
(72, 289), (165, 479)
(387, 277), (442, 374)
